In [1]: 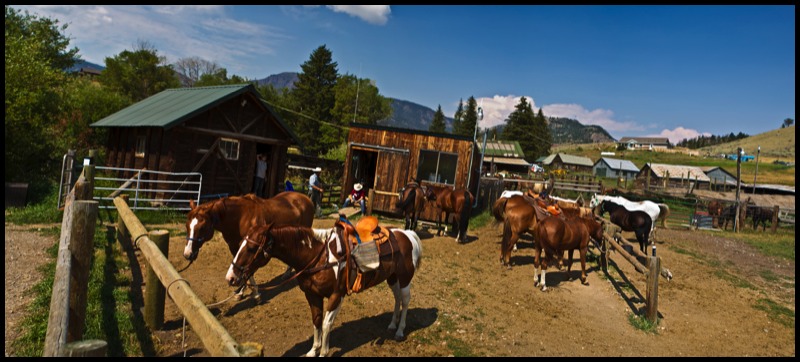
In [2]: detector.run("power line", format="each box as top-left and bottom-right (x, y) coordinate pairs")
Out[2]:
(263, 100), (351, 130)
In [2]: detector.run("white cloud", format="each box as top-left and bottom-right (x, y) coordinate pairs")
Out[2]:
(474, 95), (644, 137)
(647, 127), (711, 145)
(326, 5), (391, 25)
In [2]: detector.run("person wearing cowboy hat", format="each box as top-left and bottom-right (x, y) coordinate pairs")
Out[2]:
(342, 181), (366, 215)
(309, 166), (324, 217)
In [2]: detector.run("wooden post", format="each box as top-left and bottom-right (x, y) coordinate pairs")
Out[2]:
(771, 205), (780, 232)
(43, 200), (99, 356)
(367, 189), (375, 216)
(144, 230), (169, 330)
(646, 254), (661, 323)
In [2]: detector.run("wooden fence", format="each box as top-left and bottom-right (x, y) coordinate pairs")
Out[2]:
(44, 166), (105, 356)
(597, 223), (673, 323)
(113, 196), (261, 356)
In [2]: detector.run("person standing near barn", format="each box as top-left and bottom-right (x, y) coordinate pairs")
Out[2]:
(253, 153), (268, 197)
(309, 166), (324, 217)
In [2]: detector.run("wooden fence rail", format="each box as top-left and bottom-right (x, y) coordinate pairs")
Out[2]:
(113, 197), (249, 357)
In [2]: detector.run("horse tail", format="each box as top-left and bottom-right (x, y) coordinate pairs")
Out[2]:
(658, 203), (670, 229)
(492, 197), (509, 224)
(395, 188), (416, 211)
(458, 190), (472, 240)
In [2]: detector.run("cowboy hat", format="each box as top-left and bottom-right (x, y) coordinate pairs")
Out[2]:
(312, 167), (322, 172)
(354, 183), (363, 191)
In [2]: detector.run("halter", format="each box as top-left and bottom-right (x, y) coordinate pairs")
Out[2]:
(186, 202), (223, 246)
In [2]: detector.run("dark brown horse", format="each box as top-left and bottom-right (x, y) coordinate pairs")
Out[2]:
(594, 199), (652, 254)
(424, 184), (474, 243)
(395, 182), (427, 231)
(225, 215), (423, 357)
(184, 192), (314, 299)
(533, 214), (605, 291)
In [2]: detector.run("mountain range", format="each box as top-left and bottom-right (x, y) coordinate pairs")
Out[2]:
(257, 72), (616, 144)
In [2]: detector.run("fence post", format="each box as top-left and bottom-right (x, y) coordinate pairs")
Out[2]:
(646, 252), (660, 324)
(64, 339), (108, 357)
(144, 230), (169, 330)
(43, 199), (99, 356)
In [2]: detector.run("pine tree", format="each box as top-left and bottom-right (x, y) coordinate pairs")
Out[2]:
(457, 96), (479, 137)
(501, 97), (537, 161)
(429, 105), (447, 133)
(532, 108), (552, 160)
(451, 98), (464, 134)
(289, 45), (339, 156)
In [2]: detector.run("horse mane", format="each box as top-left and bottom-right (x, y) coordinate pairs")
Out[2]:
(492, 197), (510, 223)
(267, 225), (318, 249)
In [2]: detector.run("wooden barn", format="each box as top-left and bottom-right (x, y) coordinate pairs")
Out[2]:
(341, 123), (481, 221)
(91, 84), (301, 201)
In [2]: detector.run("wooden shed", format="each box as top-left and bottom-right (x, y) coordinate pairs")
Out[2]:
(91, 84), (301, 201)
(341, 123), (481, 221)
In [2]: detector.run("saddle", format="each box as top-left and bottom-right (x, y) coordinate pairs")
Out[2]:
(345, 216), (398, 294)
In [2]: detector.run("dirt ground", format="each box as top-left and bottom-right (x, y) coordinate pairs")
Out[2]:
(5, 214), (796, 357)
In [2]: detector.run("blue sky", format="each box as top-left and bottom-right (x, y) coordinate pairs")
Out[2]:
(14, 5), (795, 144)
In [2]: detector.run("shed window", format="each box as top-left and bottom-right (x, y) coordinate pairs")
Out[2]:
(418, 149), (458, 185)
(219, 138), (239, 160)
(135, 136), (146, 158)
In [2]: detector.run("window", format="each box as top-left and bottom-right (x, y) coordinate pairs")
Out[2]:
(417, 149), (458, 185)
(219, 138), (240, 160)
(135, 136), (146, 158)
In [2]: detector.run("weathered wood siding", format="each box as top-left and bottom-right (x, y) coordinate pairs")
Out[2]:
(343, 124), (480, 222)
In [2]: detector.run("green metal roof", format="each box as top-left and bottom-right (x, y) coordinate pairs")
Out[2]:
(480, 140), (525, 158)
(542, 153), (594, 167)
(91, 84), (254, 129)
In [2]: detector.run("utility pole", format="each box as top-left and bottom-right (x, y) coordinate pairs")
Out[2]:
(752, 145), (761, 195)
(734, 147), (742, 232)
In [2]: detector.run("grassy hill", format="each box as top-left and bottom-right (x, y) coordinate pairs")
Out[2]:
(699, 125), (795, 161)
(551, 126), (795, 187)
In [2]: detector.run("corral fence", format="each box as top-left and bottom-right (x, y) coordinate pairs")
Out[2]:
(58, 150), (202, 212)
(47, 160), (260, 356)
(475, 174), (604, 213)
(686, 197), (790, 232)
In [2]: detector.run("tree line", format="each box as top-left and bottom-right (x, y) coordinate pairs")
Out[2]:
(675, 132), (750, 149)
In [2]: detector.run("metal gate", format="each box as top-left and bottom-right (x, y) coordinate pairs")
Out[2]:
(59, 153), (202, 211)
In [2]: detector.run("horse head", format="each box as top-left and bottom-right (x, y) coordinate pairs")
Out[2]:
(588, 194), (602, 209)
(184, 199), (222, 261)
(225, 223), (273, 288)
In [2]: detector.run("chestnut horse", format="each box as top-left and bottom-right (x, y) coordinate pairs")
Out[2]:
(225, 216), (422, 357)
(533, 214), (605, 291)
(494, 194), (560, 268)
(184, 192), (314, 299)
(395, 182), (427, 231)
(424, 184), (474, 244)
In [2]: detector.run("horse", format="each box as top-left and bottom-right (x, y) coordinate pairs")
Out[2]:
(746, 205), (775, 231)
(551, 195), (592, 219)
(496, 194), (560, 268)
(184, 192), (314, 299)
(225, 215), (422, 357)
(593, 199), (653, 254)
(589, 193), (670, 244)
(707, 200), (725, 228)
(424, 184), (474, 244)
(533, 214), (605, 291)
(719, 204), (738, 230)
(395, 182), (427, 231)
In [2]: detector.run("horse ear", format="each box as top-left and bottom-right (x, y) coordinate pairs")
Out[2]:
(189, 199), (197, 210)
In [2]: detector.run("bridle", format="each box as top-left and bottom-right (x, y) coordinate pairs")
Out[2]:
(230, 225), (341, 289)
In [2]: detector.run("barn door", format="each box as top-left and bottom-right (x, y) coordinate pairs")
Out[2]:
(372, 149), (410, 213)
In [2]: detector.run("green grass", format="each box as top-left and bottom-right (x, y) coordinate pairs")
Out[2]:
(627, 313), (659, 334)
(698, 228), (795, 262)
(10, 223), (146, 356)
(753, 298), (795, 328)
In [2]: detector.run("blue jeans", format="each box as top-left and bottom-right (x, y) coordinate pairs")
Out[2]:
(343, 198), (366, 214)
(253, 177), (265, 197)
